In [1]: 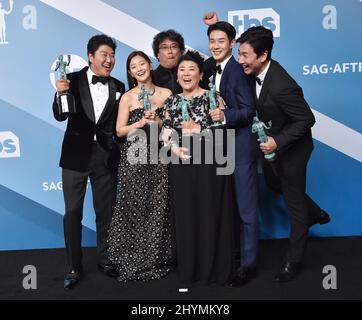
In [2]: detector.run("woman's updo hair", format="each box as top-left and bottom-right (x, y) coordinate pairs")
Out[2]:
(177, 50), (204, 73)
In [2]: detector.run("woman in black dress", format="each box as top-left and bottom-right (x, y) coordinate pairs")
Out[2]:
(162, 50), (235, 285)
(107, 51), (173, 282)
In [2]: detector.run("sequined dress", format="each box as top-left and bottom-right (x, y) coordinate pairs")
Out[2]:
(107, 107), (173, 282)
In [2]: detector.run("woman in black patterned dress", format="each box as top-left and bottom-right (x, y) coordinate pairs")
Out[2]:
(107, 51), (173, 282)
(162, 51), (235, 285)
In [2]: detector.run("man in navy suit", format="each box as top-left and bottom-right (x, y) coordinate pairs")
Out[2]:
(237, 26), (330, 282)
(207, 21), (258, 286)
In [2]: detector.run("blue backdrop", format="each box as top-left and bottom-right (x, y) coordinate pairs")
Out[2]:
(0, 0), (361, 250)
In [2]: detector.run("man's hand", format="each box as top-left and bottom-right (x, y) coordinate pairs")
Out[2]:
(209, 108), (224, 122)
(203, 12), (219, 26)
(56, 79), (70, 93)
(260, 136), (277, 154)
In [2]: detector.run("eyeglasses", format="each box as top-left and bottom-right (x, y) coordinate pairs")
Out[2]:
(159, 44), (180, 51)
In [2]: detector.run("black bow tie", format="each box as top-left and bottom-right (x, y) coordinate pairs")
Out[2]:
(92, 75), (109, 85)
(215, 65), (222, 74)
(255, 77), (262, 85)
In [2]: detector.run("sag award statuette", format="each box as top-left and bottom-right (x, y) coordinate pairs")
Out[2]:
(55, 54), (76, 114)
(179, 95), (193, 160)
(251, 115), (275, 161)
(179, 95), (190, 122)
(138, 84), (152, 111)
(207, 82), (222, 127)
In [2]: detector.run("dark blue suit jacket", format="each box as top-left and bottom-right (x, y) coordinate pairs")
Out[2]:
(219, 56), (258, 268)
(220, 56), (257, 163)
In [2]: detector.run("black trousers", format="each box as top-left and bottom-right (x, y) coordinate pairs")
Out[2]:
(263, 150), (322, 263)
(62, 142), (117, 270)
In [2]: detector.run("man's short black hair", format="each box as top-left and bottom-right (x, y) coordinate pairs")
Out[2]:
(236, 26), (274, 60)
(152, 29), (185, 59)
(207, 21), (236, 42)
(87, 34), (117, 57)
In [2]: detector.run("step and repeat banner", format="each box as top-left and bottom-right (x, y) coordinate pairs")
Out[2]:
(0, 0), (361, 250)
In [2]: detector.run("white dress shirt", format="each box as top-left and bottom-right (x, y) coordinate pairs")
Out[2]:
(87, 68), (109, 124)
(215, 55), (232, 125)
(215, 55), (232, 93)
(256, 60), (271, 99)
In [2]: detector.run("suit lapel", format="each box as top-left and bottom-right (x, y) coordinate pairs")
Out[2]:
(219, 56), (234, 98)
(78, 67), (96, 122)
(97, 78), (116, 125)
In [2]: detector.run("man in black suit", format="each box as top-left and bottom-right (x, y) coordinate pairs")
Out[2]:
(152, 29), (184, 94)
(53, 34), (125, 289)
(152, 29), (214, 93)
(236, 26), (330, 282)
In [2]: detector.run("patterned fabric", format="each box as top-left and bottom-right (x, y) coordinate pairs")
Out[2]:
(163, 92), (214, 131)
(107, 107), (173, 282)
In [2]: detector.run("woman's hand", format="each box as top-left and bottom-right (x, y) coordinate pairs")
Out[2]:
(143, 109), (157, 121)
(136, 117), (151, 128)
(180, 119), (201, 134)
(171, 145), (191, 161)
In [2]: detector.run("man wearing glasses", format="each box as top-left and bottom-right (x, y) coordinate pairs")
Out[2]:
(152, 29), (185, 94)
(152, 29), (214, 93)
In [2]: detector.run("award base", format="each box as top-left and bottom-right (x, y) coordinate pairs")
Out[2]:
(57, 93), (76, 114)
(264, 152), (276, 162)
(210, 122), (224, 129)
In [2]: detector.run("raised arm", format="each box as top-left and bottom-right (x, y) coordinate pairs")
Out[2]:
(203, 11), (219, 26)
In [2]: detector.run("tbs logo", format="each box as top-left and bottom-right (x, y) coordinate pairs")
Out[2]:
(228, 8), (280, 38)
(0, 131), (21, 158)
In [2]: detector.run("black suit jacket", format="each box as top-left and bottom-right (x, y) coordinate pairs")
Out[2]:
(256, 60), (315, 161)
(52, 67), (125, 172)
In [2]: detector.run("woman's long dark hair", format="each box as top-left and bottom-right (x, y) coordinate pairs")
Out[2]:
(126, 51), (154, 89)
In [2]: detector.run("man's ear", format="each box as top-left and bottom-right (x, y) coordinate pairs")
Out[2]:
(260, 50), (268, 63)
(88, 53), (94, 65)
(231, 39), (236, 49)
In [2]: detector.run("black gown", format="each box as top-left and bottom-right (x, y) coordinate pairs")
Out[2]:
(107, 108), (173, 282)
(163, 93), (235, 285)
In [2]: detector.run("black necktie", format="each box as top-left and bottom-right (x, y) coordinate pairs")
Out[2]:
(215, 65), (222, 74)
(92, 75), (109, 85)
(255, 77), (262, 85)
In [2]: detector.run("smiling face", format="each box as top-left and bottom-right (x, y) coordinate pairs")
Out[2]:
(128, 54), (152, 84)
(157, 38), (182, 69)
(177, 60), (202, 93)
(237, 42), (267, 76)
(88, 44), (115, 77)
(208, 30), (234, 64)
